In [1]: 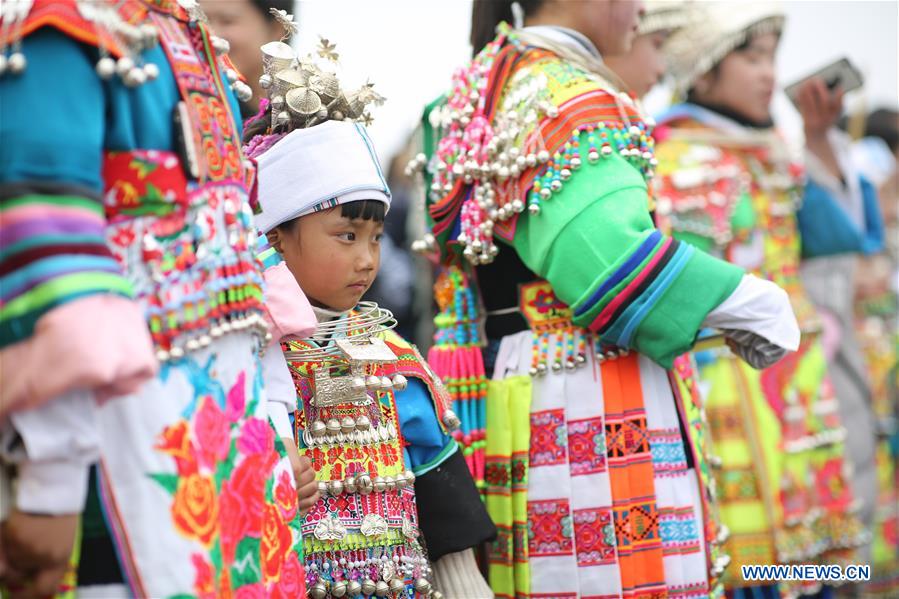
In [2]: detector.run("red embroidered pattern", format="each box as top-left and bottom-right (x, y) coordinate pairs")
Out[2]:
(572, 508), (615, 566)
(530, 409), (568, 467)
(568, 417), (607, 476)
(605, 415), (650, 459)
(528, 499), (574, 557)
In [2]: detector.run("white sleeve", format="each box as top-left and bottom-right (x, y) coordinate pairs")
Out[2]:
(805, 127), (865, 228)
(703, 274), (800, 351)
(1, 389), (99, 515)
(261, 343), (296, 439)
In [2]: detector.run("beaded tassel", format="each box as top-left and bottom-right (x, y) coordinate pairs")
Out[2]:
(428, 266), (487, 493)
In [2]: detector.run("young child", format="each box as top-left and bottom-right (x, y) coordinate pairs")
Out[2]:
(243, 39), (495, 599)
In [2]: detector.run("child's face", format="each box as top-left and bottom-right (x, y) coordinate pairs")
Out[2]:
(270, 207), (383, 312)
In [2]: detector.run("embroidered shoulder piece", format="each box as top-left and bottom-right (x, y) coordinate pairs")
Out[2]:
(653, 120), (750, 246)
(410, 25), (656, 265)
(0, 0), (149, 56)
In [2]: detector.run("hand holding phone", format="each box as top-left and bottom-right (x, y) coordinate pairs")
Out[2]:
(784, 57), (864, 104)
(785, 58), (863, 140)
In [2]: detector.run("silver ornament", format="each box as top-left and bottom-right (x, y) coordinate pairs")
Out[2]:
(96, 57), (116, 79)
(310, 582), (327, 599)
(143, 62), (160, 80)
(116, 56), (134, 77)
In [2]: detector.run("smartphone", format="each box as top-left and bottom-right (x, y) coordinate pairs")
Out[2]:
(784, 57), (863, 105)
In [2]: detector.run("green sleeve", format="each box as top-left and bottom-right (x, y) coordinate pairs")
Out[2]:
(512, 149), (743, 368)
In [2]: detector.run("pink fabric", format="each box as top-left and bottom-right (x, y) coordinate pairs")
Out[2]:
(0, 295), (158, 419)
(817, 307), (842, 361)
(3, 203), (106, 227)
(261, 262), (316, 341)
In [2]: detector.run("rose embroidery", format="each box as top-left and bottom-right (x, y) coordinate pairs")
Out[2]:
(172, 473), (220, 547)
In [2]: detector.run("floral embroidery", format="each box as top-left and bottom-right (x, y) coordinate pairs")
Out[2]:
(530, 409), (567, 467)
(152, 359), (303, 598)
(568, 417), (607, 476)
(528, 498), (574, 556)
(572, 508), (615, 566)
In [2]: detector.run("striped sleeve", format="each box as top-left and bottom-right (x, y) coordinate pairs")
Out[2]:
(0, 185), (133, 346)
(0, 29), (133, 349)
(513, 149), (743, 368)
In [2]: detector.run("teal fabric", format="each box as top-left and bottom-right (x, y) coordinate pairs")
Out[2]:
(1, 27), (243, 188)
(397, 378), (457, 476)
(798, 176), (884, 258)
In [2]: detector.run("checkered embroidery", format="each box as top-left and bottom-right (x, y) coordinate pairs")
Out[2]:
(605, 415), (651, 459)
(530, 409), (568, 467)
(613, 501), (661, 552)
(568, 417), (607, 476)
(528, 498), (574, 557)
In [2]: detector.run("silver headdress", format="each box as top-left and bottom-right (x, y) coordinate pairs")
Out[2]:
(257, 15), (385, 133)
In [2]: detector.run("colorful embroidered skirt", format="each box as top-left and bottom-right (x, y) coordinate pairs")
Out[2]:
(93, 332), (304, 597)
(486, 329), (721, 598)
(700, 337), (866, 596)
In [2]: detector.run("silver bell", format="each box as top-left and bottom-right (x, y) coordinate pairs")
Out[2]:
(347, 580), (362, 596)
(391, 374), (408, 390)
(311, 420), (328, 437)
(442, 409), (461, 430)
(414, 578), (432, 594)
(357, 474), (373, 495)
(361, 579), (377, 596)
(374, 580), (390, 596)
(331, 580), (348, 597)
(388, 578), (405, 594)
(96, 56), (116, 79)
(310, 582), (327, 599)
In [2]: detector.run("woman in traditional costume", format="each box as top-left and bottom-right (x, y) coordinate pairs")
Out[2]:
(0, 0), (313, 596)
(410, 1), (802, 597)
(653, 2), (877, 596)
(243, 37), (496, 599)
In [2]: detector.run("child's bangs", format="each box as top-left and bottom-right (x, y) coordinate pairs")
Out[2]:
(340, 199), (386, 223)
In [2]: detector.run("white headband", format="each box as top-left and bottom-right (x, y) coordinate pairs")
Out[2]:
(255, 120), (391, 233)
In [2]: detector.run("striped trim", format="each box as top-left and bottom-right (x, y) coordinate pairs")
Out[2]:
(611, 244), (694, 347)
(0, 190), (130, 347)
(0, 271), (133, 320)
(0, 254), (122, 302)
(574, 231), (662, 318)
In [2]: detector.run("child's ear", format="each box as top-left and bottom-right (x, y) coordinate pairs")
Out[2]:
(266, 228), (283, 254)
